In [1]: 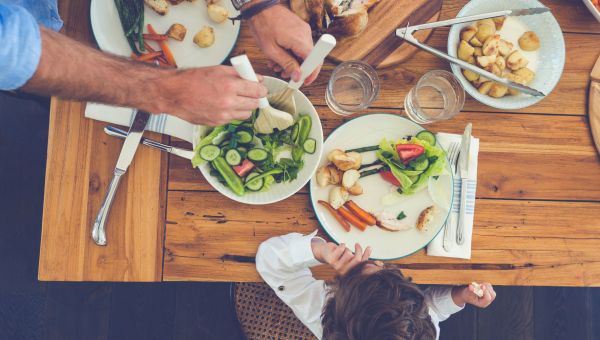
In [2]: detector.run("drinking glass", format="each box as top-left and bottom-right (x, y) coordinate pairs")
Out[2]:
(404, 70), (465, 124)
(326, 60), (380, 116)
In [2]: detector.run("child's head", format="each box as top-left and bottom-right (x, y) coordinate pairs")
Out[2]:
(321, 262), (436, 340)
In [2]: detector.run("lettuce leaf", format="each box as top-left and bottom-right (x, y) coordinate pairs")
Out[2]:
(376, 150), (414, 191)
(191, 126), (226, 168)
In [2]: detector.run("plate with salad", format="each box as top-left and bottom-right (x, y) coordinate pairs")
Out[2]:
(310, 113), (454, 260)
(191, 77), (323, 204)
(91, 0), (240, 68)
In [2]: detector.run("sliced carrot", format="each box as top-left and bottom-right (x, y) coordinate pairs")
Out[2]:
(143, 33), (168, 41)
(147, 24), (177, 68)
(338, 207), (368, 231)
(344, 201), (377, 226)
(137, 51), (162, 61)
(318, 201), (350, 232)
(144, 41), (157, 53)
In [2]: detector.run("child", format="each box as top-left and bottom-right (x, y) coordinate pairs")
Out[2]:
(256, 231), (496, 340)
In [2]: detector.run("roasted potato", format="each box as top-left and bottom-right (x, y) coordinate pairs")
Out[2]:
(193, 26), (215, 47)
(473, 75), (489, 87)
(477, 54), (496, 68)
(463, 69), (479, 82)
(166, 23), (187, 41)
(482, 35), (500, 56)
(467, 55), (476, 65)
(495, 56), (506, 71)
(475, 20), (496, 42)
(469, 36), (483, 47)
(485, 63), (502, 77)
(473, 47), (483, 57)
(478, 81), (493, 95)
(498, 39), (514, 57)
(506, 50), (529, 70)
(493, 16), (506, 30)
(488, 82), (508, 98)
(514, 67), (535, 84)
(461, 26), (478, 42)
(458, 40), (475, 61)
(207, 4), (229, 23)
(518, 31), (541, 51)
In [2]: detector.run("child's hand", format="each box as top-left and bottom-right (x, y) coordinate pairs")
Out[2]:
(312, 241), (372, 275)
(452, 282), (496, 308)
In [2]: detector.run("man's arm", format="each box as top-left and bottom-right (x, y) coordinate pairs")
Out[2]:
(20, 28), (267, 126)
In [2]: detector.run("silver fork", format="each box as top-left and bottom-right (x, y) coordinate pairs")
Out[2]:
(442, 141), (461, 252)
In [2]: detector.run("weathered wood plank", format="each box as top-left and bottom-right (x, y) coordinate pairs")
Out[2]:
(169, 109), (600, 201)
(163, 192), (600, 285)
(38, 100), (168, 281)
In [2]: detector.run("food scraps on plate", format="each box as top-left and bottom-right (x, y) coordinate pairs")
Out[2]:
(316, 130), (446, 234)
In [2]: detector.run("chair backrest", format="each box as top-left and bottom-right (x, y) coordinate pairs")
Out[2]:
(234, 282), (318, 340)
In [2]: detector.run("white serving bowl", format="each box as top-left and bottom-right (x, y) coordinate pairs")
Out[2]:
(583, 0), (600, 23)
(193, 76), (324, 205)
(447, 0), (565, 110)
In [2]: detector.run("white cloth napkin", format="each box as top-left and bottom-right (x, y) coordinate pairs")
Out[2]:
(84, 103), (196, 143)
(426, 132), (479, 259)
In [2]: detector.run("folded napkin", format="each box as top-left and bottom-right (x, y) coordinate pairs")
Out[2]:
(84, 103), (195, 143)
(426, 132), (479, 259)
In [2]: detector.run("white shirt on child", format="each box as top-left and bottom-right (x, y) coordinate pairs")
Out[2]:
(256, 231), (464, 340)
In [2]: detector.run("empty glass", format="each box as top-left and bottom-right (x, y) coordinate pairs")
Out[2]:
(326, 60), (380, 116)
(404, 70), (465, 124)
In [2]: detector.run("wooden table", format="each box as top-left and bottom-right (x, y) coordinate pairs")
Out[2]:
(39, 0), (600, 286)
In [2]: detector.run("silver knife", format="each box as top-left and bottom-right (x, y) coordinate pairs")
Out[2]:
(456, 123), (472, 245)
(92, 110), (151, 246)
(104, 125), (194, 160)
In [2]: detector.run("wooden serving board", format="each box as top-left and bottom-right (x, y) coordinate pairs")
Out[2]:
(328, 0), (442, 68)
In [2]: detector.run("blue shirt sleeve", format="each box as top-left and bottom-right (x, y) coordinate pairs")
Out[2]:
(0, 3), (42, 90)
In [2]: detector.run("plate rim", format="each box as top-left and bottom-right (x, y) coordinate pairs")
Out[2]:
(89, 0), (241, 67)
(309, 112), (454, 261)
(446, 0), (566, 110)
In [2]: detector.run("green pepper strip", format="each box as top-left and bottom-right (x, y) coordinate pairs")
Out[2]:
(212, 157), (245, 196)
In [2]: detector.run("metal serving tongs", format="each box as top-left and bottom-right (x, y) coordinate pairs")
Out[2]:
(396, 8), (550, 97)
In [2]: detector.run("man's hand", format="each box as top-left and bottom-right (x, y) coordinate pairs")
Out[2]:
(451, 282), (496, 308)
(246, 4), (320, 85)
(311, 241), (372, 275)
(158, 65), (267, 125)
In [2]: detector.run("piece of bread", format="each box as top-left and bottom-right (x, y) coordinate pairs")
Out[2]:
(416, 206), (435, 231)
(326, 7), (368, 39)
(144, 0), (169, 15)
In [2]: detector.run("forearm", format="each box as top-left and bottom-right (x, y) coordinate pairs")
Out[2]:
(22, 27), (175, 113)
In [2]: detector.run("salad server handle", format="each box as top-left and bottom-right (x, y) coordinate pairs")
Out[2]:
(288, 34), (336, 90)
(231, 55), (269, 108)
(456, 180), (468, 245)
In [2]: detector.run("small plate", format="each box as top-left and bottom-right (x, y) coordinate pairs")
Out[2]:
(90, 0), (240, 68)
(193, 77), (324, 205)
(447, 0), (565, 110)
(309, 114), (453, 260)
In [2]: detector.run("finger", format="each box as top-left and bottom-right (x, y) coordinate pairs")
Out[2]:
(236, 80), (268, 98)
(331, 244), (346, 262)
(340, 248), (355, 264)
(228, 110), (254, 121)
(362, 246), (372, 261)
(303, 64), (322, 86)
(354, 244), (363, 260)
(231, 96), (260, 111)
(482, 289), (493, 305)
(266, 46), (302, 82)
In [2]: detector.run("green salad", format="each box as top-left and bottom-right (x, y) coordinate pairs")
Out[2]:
(353, 130), (446, 195)
(191, 110), (315, 196)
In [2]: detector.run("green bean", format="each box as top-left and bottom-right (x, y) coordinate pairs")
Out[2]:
(345, 145), (379, 153)
(360, 167), (384, 178)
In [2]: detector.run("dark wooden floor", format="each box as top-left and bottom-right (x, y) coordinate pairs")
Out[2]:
(1, 91), (599, 340)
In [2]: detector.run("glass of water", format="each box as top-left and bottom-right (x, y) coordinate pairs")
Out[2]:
(404, 70), (465, 124)
(326, 61), (380, 116)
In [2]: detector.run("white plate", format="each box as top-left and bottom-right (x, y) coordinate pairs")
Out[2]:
(447, 0), (565, 110)
(193, 77), (323, 205)
(90, 0), (240, 68)
(583, 0), (600, 23)
(309, 114), (453, 260)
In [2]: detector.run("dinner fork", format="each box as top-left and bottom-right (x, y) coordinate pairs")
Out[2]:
(442, 141), (461, 252)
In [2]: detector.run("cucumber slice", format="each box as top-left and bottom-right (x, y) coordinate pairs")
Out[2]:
(199, 145), (221, 161)
(236, 147), (248, 159)
(247, 148), (268, 162)
(225, 149), (242, 166)
(245, 172), (264, 191)
(236, 130), (253, 144)
(291, 123), (300, 144)
(410, 157), (429, 171)
(303, 138), (316, 154)
(416, 130), (436, 145)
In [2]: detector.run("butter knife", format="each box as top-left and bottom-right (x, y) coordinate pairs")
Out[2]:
(104, 126), (194, 160)
(456, 123), (472, 245)
(92, 110), (151, 246)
